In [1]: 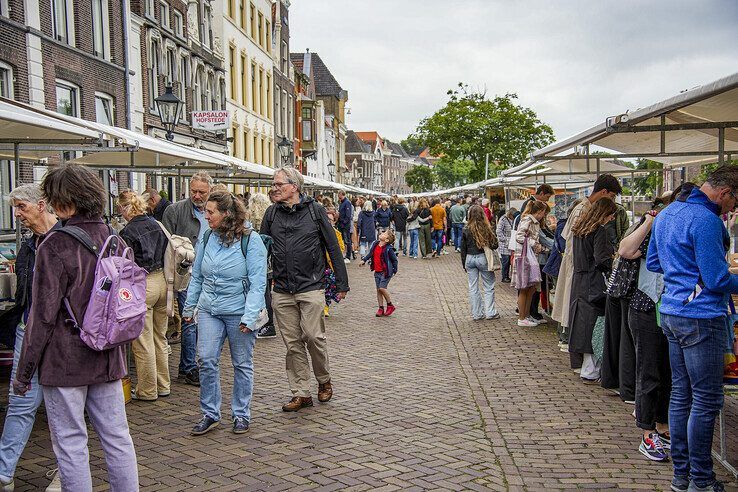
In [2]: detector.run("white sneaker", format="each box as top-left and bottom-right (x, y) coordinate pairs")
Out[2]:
(517, 318), (537, 327)
(1, 477), (14, 491)
(45, 468), (61, 492)
(526, 316), (544, 326)
(442, 250), (449, 255)
(343, 258), (351, 264)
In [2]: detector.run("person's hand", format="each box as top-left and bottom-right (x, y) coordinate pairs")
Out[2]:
(533, 243), (543, 254)
(239, 323), (252, 333)
(336, 292), (347, 301)
(359, 261), (365, 267)
(12, 379), (29, 396)
(183, 317), (193, 323)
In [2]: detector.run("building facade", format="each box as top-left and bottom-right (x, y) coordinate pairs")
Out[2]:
(272, 0), (294, 167)
(310, 52), (348, 184)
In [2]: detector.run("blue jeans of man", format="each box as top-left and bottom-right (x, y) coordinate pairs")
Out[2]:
(465, 253), (498, 319)
(432, 229), (444, 255)
(197, 311), (257, 421)
(177, 289), (197, 374)
(661, 314), (725, 488)
(394, 231), (407, 255)
(501, 254), (511, 280)
(408, 229), (419, 257)
(0, 324), (44, 483)
(452, 223), (464, 250)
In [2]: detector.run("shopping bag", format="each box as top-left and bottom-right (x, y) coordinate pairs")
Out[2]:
(525, 239), (542, 284)
(592, 316), (606, 364)
(513, 238), (541, 288)
(484, 246), (502, 272)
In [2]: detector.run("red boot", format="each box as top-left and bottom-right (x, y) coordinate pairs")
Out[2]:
(376, 307), (385, 317)
(384, 304), (396, 316)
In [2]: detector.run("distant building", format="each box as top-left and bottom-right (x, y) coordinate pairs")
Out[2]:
(272, 0), (295, 167)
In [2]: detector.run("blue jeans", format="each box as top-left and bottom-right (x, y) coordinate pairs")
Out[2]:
(452, 223), (464, 250)
(0, 324), (44, 483)
(501, 254), (511, 280)
(394, 231), (407, 255)
(177, 289), (197, 374)
(661, 314), (726, 488)
(431, 229), (444, 255)
(197, 311), (257, 421)
(408, 229), (419, 257)
(465, 253), (498, 319)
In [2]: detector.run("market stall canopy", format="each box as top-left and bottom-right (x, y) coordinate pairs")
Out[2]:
(0, 98), (109, 160)
(505, 71), (738, 172)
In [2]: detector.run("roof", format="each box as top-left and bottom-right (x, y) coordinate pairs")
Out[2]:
(386, 140), (408, 157)
(290, 53), (304, 73)
(346, 130), (370, 153)
(310, 53), (345, 99)
(355, 131), (383, 152)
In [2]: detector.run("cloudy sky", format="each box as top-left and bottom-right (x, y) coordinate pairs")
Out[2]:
(289, 0), (738, 144)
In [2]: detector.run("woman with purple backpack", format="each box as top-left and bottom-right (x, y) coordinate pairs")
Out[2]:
(14, 165), (139, 492)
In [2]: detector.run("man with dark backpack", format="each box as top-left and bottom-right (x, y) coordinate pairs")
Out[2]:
(261, 167), (349, 412)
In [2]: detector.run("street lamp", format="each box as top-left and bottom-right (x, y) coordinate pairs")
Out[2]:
(278, 136), (292, 165)
(327, 160), (335, 180)
(155, 84), (183, 141)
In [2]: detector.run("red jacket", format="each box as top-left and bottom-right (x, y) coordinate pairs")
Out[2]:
(17, 215), (128, 387)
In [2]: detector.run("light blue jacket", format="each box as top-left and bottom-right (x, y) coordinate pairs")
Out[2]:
(183, 230), (267, 327)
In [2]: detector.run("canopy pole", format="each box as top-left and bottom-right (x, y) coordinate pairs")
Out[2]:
(596, 157), (601, 178)
(178, 165), (183, 200)
(630, 171), (635, 218)
(718, 127), (725, 165)
(660, 115), (666, 154)
(14, 143), (21, 252)
(585, 144), (590, 174)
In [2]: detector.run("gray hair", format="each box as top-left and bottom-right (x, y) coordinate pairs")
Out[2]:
(8, 184), (53, 213)
(706, 165), (738, 191)
(190, 171), (213, 188)
(481, 198), (490, 206)
(275, 166), (304, 192)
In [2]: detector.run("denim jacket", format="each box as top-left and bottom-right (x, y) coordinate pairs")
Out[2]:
(183, 230), (267, 327)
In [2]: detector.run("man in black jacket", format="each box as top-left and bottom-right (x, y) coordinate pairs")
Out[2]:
(391, 198), (409, 255)
(261, 167), (349, 412)
(337, 191), (353, 263)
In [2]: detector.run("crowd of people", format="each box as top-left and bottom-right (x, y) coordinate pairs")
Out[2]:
(0, 162), (736, 491)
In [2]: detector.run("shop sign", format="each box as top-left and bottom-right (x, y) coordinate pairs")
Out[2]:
(191, 110), (230, 131)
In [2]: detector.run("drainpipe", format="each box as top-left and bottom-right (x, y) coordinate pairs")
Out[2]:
(121, 0), (134, 187)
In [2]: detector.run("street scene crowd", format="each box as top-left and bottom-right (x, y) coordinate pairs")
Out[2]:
(1, 162), (738, 492)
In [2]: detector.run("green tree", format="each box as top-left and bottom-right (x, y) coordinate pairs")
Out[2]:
(632, 158), (663, 197)
(433, 157), (475, 188)
(412, 83), (555, 181)
(405, 165), (434, 192)
(400, 136), (425, 156)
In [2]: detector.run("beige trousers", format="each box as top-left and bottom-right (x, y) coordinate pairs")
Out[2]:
(273, 289), (331, 397)
(132, 270), (170, 399)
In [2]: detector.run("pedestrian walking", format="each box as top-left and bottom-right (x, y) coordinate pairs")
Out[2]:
(351, 197), (361, 260)
(247, 192), (276, 339)
(162, 171), (213, 387)
(183, 191), (267, 435)
(391, 198), (409, 255)
(496, 208), (516, 283)
(406, 199), (420, 258)
(117, 190), (170, 401)
(361, 229), (398, 317)
(14, 165), (139, 492)
(0, 184), (61, 491)
(260, 167), (349, 412)
(430, 198), (447, 257)
(568, 198), (617, 383)
(357, 201), (376, 257)
(460, 205), (500, 320)
(338, 191), (353, 263)
(410, 198), (432, 258)
(450, 197), (467, 252)
(375, 199), (392, 233)
(647, 165), (738, 492)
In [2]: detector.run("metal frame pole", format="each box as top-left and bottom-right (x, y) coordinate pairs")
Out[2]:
(14, 143), (20, 252)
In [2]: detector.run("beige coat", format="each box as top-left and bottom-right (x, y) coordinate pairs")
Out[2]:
(551, 198), (592, 327)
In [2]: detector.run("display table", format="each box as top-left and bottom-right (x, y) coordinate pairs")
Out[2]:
(0, 272), (15, 302)
(714, 386), (738, 478)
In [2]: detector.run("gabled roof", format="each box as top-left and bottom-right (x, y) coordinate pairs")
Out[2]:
(355, 131), (384, 153)
(386, 140), (408, 158)
(310, 53), (346, 99)
(290, 53), (304, 72)
(346, 130), (371, 154)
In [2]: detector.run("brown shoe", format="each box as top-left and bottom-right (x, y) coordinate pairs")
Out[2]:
(318, 381), (333, 402)
(282, 396), (313, 412)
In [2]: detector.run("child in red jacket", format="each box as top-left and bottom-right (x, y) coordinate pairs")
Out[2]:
(360, 229), (398, 317)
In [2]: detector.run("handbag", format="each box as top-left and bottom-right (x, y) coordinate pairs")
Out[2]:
(484, 246), (502, 272)
(513, 237), (541, 288)
(592, 316), (606, 363)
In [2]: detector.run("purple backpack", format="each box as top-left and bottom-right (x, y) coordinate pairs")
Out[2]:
(58, 226), (147, 351)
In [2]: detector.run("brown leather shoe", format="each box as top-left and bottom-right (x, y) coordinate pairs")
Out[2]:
(318, 381), (333, 402)
(282, 396), (313, 412)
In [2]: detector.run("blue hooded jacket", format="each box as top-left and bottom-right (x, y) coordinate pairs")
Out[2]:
(646, 187), (738, 319)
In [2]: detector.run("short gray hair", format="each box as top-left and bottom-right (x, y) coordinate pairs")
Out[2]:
(275, 166), (304, 192)
(8, 184), (53, 213)
(190, 171), (213, 188)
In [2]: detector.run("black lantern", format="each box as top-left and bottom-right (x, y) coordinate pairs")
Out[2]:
(278, 136), (292, 164)
(155, 84), (183, 141)
(327, 160), (335, 180)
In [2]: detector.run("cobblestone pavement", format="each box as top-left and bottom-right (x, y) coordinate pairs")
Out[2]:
(2, 252), (738, 490)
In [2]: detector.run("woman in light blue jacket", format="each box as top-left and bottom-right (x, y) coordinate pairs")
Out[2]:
(183, 191), (267, 436)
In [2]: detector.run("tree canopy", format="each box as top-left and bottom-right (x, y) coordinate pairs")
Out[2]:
(405, 165), (434, 193)
(412, 83), (555, 182)
(433, 157), (475, 189)
(400, 136), (425, 156)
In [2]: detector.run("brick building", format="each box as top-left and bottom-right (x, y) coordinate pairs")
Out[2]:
(272, 0), (295, 167)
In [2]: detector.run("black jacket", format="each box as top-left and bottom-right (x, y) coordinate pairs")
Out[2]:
(120, 214), (168, 272)
(460, 227), (498, 269)
(261, 195), (349, 295)
(150, 197), (171, 222)
(391, 205), (409, 233)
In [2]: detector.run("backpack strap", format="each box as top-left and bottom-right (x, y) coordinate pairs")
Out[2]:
(240, 229), (252, 259)
(55, 226), (100, 257)
(202, 229), (212, 250)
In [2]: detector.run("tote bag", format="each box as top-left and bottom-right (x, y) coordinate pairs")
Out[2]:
(483, 246), (502, 272)
(513, 237), (541, 289)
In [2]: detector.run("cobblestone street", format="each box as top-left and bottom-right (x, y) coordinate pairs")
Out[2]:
(3, 253), (738, 491)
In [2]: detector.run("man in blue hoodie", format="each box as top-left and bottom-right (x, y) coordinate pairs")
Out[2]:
(647, 165), (738, 492)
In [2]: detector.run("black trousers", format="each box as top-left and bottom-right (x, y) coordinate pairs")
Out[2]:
(601, 296), (636, 401)
(630, 307), (671, 430)
(341, 225), (352, 260)
(265, 275), (274, 327)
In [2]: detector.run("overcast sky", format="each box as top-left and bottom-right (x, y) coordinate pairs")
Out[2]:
(289, 0), (738, 144)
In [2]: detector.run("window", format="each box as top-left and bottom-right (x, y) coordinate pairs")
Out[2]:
(166, 49), (175, 83)
(0, 64), (12, 99)
(249, 3), (255, 40)
(56, 81), (79, 116)
(51, 0), (73, 44)
(243, 129), (249, 160)
(178, 55), (188, 103)
(173, 11), (183, 36)
(240, 53), (247, 106)
(301, 107), (312, 141)
(287, 94), (293, 139)
(228, 46), (236, 100)
(145, 0), (154, 17)
(238, 0), (245, 29)
(258, 67), (264, 115)
(226, 0), (234, 19)
(250, 61), (257, 112)
(201, 2), (212, 49)
(207, 73), (216, 110)
(148, 40), (160, 109)
(280, 41), (287, 74)
(91, 0), (109, 58)
(230, 124), (237, 156)
(257, 12), (263, 48)
(95, 93), (114, 125)
(252, 134), (257, 162)
(265, 20), (271, 52)
(275, 90), (280, 135)
(266, 73), (272, 120)
(0, 0), (8, 17)
(160, 1), (170, 29)
(193, 66), (204, 111)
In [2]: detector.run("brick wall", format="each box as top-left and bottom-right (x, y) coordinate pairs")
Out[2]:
(0, 23), (29, 103)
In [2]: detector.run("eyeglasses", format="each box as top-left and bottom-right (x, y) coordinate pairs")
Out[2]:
(271, 181), (293, 189)
(730, 190), (738, 201)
